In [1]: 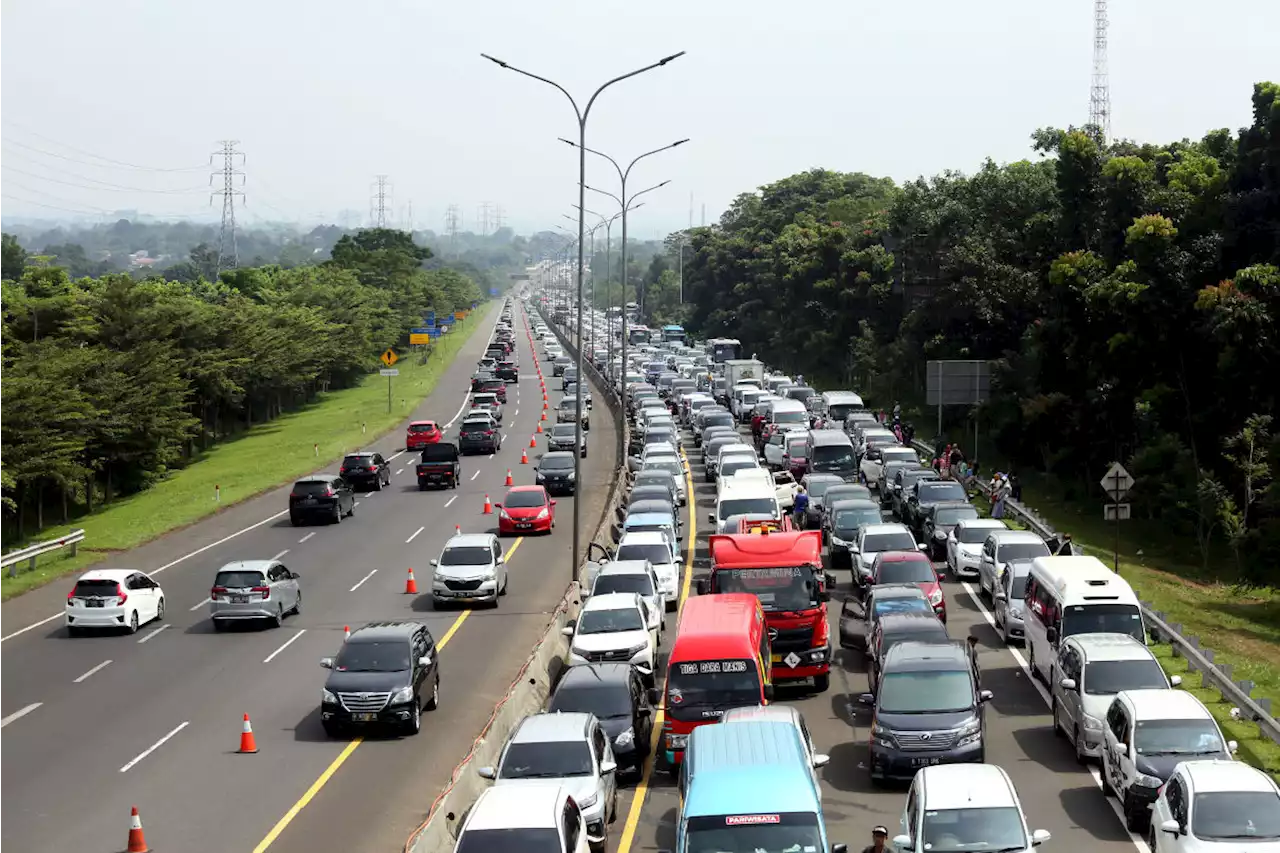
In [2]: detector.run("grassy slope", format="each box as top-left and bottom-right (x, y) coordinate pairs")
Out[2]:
(2, 313), (486, 600)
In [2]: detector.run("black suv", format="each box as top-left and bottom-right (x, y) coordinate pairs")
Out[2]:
(459, 416), (502, 454)
(319, 621), (440, 737)
(495, 360), (519, 382)
(339, 452), (392, 490)
(289, 475), (355, 526)
(535, 451), (577, 494)
(859, 637), (990, 782)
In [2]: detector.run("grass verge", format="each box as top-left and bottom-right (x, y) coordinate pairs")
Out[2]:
(2, 314), (486, 601)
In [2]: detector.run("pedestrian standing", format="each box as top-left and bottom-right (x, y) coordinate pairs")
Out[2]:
(949, 444), (964, 477)
(862, 826), (890, 853)
(1009, 472), (1022, 502)
(941, 444), (953, 479)
(992, 473), (1010, 519)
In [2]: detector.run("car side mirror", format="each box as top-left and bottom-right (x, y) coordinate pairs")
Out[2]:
(812, 752), (830, 769)
(290, 572), (301, 579)
(1228, 739), (1238, 753)
(1031, 829), (1052, 846)
(1115, 742), (1128, 757)
(429, 559), (439, 567)
(831, 845), (848, 853)
(858, 692), (875, 705)
(1170, 675), (1182, 687)
(707, 511), (717, 524)
(561, 626), (575, 637)
(477, 766), (496, 780)
(1059, 677), (1077, 691)
(496, 556), (506, 565)
(418, 654), (432, 667)
(1160, 819), (1181, 837)
(917, 543), (928, 551)
(549, 500), (557, 506)
(893, 835), (913, 850)
(695, 579), (709, 595)
(600, 760), (618, 774)
(1046, 626), (1059, 644)
(979, 689), (994, 702)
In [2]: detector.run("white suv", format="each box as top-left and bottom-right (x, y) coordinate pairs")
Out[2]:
(614, 532), (680, 608)
(563, 592), (657, 684)
(429, 533), (507, 606)
(1150, 759), (1280, 851)
(895, 763), (1051, 852)
(946, 518), (1007, 578)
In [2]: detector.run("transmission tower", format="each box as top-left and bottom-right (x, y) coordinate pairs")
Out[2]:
(477, 201), (492, 235)
(494, 205), (506, 231)
(1089, 0), (1111, 144)
(445, 204), (461, 246)
(209, 140), (245, 274)
(370, 175), (391, 227)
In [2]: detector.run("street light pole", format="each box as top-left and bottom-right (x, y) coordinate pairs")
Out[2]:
(483, 50), (685, 586)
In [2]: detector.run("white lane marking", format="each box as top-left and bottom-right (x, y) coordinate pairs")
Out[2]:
(0, 703), (42, 728)
(270, 549), (289, 561)
(119, 721), (189, 772)
(444, 496), (457, 508)
(189, 596), (211, 612)
(395, 468), (404, 476)
(73, 660), (113, 683)
(298, 531), (316, 544)
(470, 470), (480, 481)
(444, 392), (474, 430)
(514, 409), (520, 417)
(137, 624), (170, 644)
(353, 501), (360, 507)
(349, 570), (377, 592)
(263, 629), (307, 663)
(406, 526), (425, 543)
(959, 579), (1152, 853)
(388, 450), (406, 461)
(362, 492), (373, 498)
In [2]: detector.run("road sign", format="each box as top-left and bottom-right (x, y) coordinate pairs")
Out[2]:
(489, 287), (500, 297)
(380, 348), (398, 368)
(410, 327), (431, 345)
(454, 311), (465, 322)
(425, 310), (436, 328)
(1100, 462), (1134, 501)
(1104, 503), (1131, 521)
(379, 368), (399, 377)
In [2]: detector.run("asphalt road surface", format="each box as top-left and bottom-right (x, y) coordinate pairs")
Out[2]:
(607, 419), (1154, 853)
(0, 302), (621, 853)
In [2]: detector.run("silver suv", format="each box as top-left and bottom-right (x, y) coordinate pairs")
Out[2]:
(478, 712), (618, 853)
(209, 560), (301, 629)
(429, 533), (507, 606)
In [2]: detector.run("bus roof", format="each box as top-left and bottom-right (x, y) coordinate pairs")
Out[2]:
(662, 324), (685, 331)
(709, 531), (823, 569)
(670, 594), (762, 663)
(684, 722), (820, 818)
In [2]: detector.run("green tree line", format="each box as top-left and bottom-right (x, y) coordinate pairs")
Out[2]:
(0, 228), (485, 538)
(675, 82), (1280, 581)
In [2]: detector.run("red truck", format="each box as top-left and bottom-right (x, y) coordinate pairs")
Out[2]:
(696, 529), (833, 692)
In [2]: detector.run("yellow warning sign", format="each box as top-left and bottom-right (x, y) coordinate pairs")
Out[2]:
(380, 348), (398, 367)
(409, 334), (431, 345)
(454, 311), (466, 322)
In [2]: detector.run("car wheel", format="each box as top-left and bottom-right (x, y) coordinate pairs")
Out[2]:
(292, 590), (302, 615)
(374, 477), (383, 491)
(271, 604), (284, 628)
(333, 506), (342, 524)
(1051, 696), (1063, 737)
(347, 501), (355, 518)
(1124, 794), (1147, 833)
(1101, 762), (1115, 797)
(425, 676), (440, 711)
(155, 598), (165, 621)
(128, 611), (139, 634)
(1028, 643), (1039, 682)
(290, 515), (303, 527)
(403, 698), (422, 736)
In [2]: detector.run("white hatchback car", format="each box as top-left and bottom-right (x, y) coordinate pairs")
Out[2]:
(66, 568), (165, 635)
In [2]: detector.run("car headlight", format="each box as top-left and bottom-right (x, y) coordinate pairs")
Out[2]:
(667, 733), (688, 749)
(955, 718), (982, 746)
(1083, 715), (1104, 732)
(933, 530), (946, 540)
(390, 685), (415, 705)
(322, 689), (337, 704)
(831, 536), (847, 547)
(615, 727), (635, 747)
(576, 791), (598, 810)
(871, 724), (897, 748)
(1134, 772), (1163, 788)
(1008, 606), (1023, 619)
(570, 646), (588, 659)
(626, 643), (649, 656)
(929, 589), (944, 605)
(567, 471), (576, 479)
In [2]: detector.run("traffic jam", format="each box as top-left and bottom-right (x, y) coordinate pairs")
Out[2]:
(444, 298), (1280, 853)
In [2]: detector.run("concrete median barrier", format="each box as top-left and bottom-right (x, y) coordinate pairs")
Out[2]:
(404, 583), (581, 853)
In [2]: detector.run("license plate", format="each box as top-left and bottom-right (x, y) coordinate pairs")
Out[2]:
(86, 599), (104, 608)
(352, 713), (378, 722)
(516, 523), (532, 529)
(302, 497), (316, 504)
(231, 595), (250, 604)
(911, 757), (942, 768)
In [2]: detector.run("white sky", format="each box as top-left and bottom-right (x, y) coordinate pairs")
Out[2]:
(2, 0), (1277, 237)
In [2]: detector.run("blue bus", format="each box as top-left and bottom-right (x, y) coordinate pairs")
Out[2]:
(662, 324), (687, 344)
(678, 720), (843, 853)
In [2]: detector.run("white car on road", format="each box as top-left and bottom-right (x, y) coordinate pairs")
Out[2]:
(66, 568), (165, 635)
(947, 518), (1007, 578)
(563, 592), (657, 684)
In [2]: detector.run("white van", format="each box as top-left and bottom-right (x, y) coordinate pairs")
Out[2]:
(709, 483), (779, 529)
(766, 398), (808, 429)
(894, 763), (1050, 852)
(1023, 555), (1146, 685)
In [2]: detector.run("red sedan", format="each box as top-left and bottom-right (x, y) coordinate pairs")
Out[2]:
(406, 420), (443, 451)
(496, 486), (556, 536)
(871, 550), (946, 621)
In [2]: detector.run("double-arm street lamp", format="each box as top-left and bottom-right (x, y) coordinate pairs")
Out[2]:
(482, 50), (685, 584)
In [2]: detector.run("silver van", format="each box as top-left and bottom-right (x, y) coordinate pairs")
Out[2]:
(210, 560), (301, 629)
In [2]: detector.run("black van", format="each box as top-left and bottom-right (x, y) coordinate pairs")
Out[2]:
(859, 637), (992, 782)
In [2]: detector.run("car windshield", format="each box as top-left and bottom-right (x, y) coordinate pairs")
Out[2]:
(73, 579), (121, 597)
(594, 574), (655, 597)
(1083, 659), (1167, 695)
(720, 497), (778, 520)
(1136, 719), (1226, 756)
(960, 526), (1001, 544)
(934, 507), (978, 525)
(878, 670), (973, 713)
(541, 456), (575, 470)
(684, 812), (822, 853)
(917, 482), (968, 503)
(806, 479), (843, 499)
(786, 438), (807, 455)
(863, 532), (917, 553)
(214, 571), (266, 588)
(921, 807), (1027, 853)
(408, 423), (437, 433)
(997, 541), (1051, 562)
(1008, 575), (1029, 599)
(720, 459), (758, 477)
(616, 543), (673, 566)
(549, 684), (635, 720)
(499, 740), (593, 779)
(715, 566), (820, 611)
(1062, 603), (1144, 643)
(646, 460), (683, 477)
(873, 597), (931, 618)
(551, 426), (575, 438)
(773, 410), (807, 424)
(440, 546), (493, 566)
(333, 640), (410, 672)
(578, 606), (645, 634)
(811, 445), (854, 470)
(877, 560), (936, 584)
(834, 509), (882, 532)
(504, 491), (546, 509)
(460, 419), (491, 432)
(666, 659), (761, 722)
(292, 480), (334, 495)
(1192, 791), (1280, 840)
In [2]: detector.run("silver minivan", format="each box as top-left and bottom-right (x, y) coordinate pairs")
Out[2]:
(210, 560), (301, 629)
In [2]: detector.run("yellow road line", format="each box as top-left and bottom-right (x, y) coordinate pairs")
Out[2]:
(615, 453), (697, 853)
(252, 535), (525, 852)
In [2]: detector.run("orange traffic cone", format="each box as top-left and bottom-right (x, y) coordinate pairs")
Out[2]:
(505, 469), (514, 486)
(543, 392), (548, 402)
(520, 448), (529, 465)
(483, 494), (493, 514)
(530, 435), (537, 448)
(344, 625), (351, 641)
(238, 713), (259, 754)
(536, 422), (543, 434)
(405, 568), (419, 594)
(543, 400), (549, 410)
(125, 806), (149, 853)
(540, 410), (547, 421)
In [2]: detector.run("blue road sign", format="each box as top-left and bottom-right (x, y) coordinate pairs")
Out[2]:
(471, 301), (478, 310)
(410, 327), (431, 335)
(488, 288), (500, 297)
(425, 310), (436, 327)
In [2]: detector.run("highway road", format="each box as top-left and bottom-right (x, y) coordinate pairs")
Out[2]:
(0, 302), (621, 853)
(608, 419), (1154, 853)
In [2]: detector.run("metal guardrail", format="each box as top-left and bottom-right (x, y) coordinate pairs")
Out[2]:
(2, 529), (86, 578)
(910, 438), (1280, 747)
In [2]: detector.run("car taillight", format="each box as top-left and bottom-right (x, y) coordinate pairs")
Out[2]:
(115, 583), (128, 607)
(485, 430), (495, 437)
(210, 585), (227, 601)
(252, 586), (270, 599)
(67, 587), (77, 602)
(325, 488), (336, 497)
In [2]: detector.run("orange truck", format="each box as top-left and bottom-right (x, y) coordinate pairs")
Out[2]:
(697, 529), (833, 691)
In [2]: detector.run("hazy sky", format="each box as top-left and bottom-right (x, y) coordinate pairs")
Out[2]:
(3, 0), (1277, 238)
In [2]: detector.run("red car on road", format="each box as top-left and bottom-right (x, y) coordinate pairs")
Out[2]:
(870, 550), (946, 622)
(496, 486), (556, 536)
(405, 420), (443, 451)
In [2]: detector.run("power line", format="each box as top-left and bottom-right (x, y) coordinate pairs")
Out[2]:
(210, 140), (246, 274)
(370, 176), (391, 228)
(1, 159), (209, 194)
(0, 122), (208, 172)
(2, 192), (108, 217)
